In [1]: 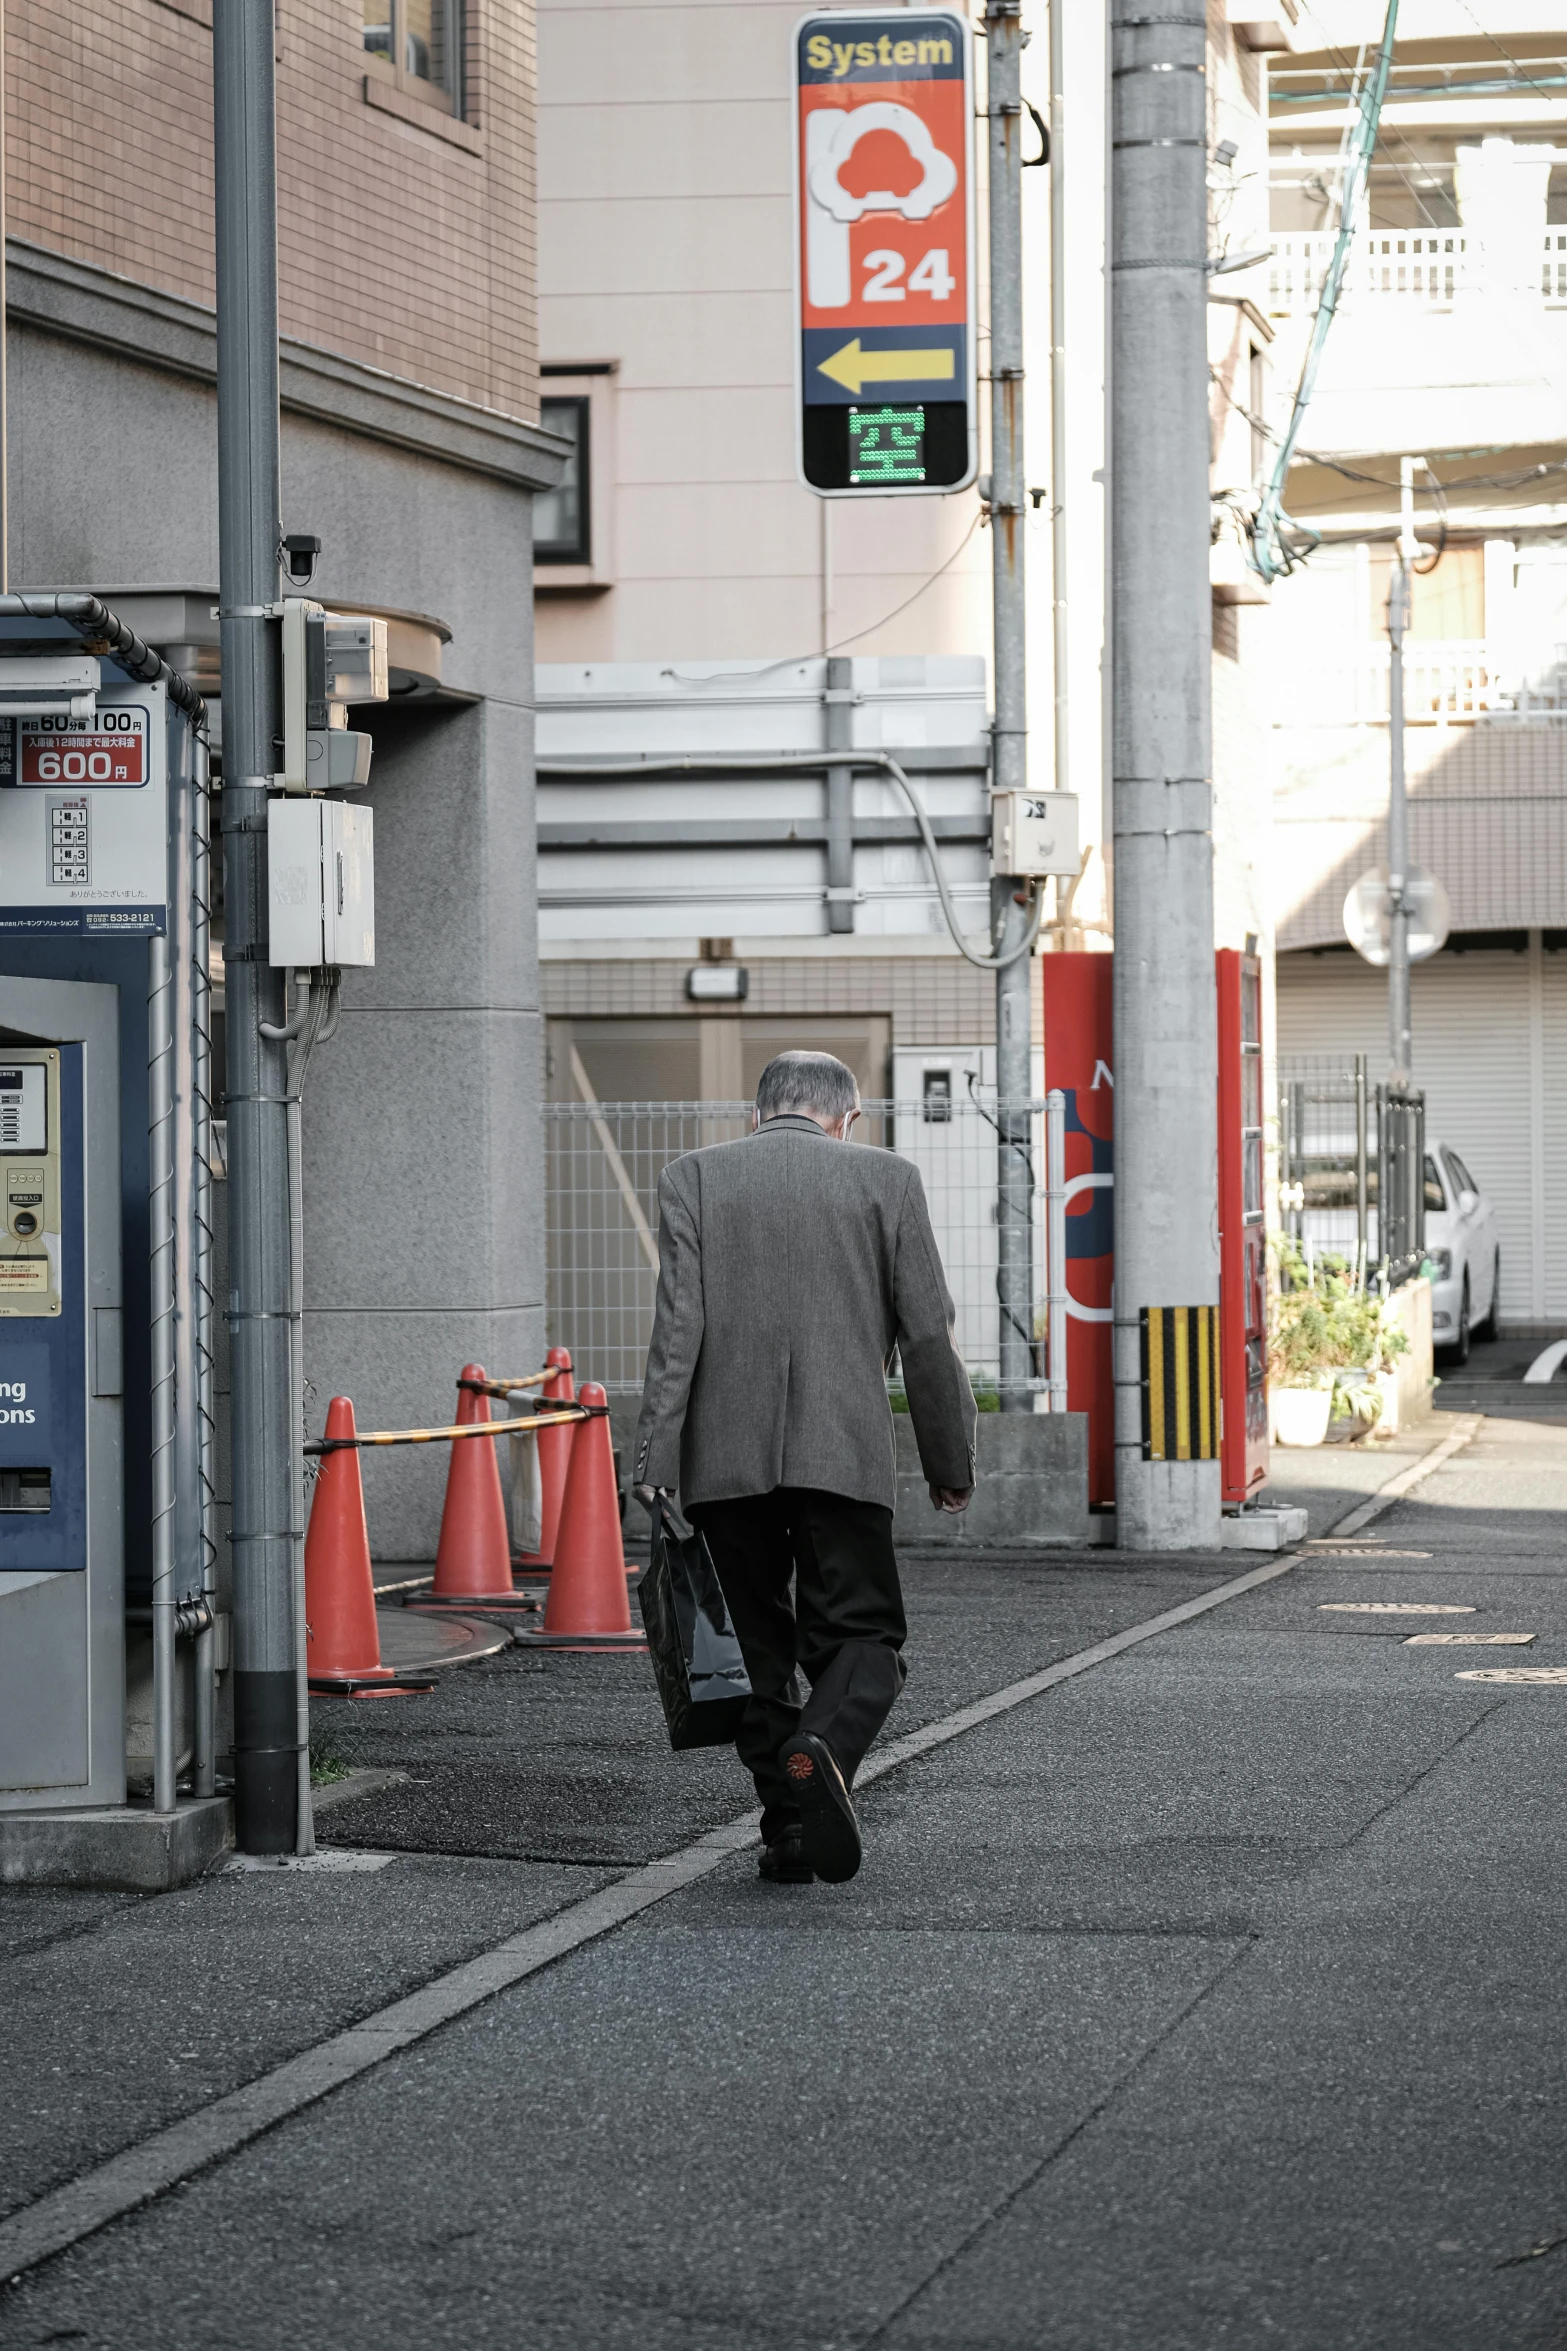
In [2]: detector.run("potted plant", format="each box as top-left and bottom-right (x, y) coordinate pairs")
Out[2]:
(1268, 1239), (1410, 1446)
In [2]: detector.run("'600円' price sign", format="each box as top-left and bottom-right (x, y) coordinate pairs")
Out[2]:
(2, 707), (149, 788)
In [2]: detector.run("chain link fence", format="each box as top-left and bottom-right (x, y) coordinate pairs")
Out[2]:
(545, 1097), (1050, 1399)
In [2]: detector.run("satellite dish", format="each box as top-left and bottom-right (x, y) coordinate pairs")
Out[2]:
(1342, 866), (1452, 967)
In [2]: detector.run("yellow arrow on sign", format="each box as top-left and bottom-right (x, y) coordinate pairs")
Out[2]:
(816, 340), (956, 396)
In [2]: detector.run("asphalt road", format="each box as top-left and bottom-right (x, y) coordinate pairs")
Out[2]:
(2, 1411), (1565, 2349)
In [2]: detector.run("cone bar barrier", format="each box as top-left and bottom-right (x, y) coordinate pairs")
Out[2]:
(303, 1406), (587, 1454)
(514, 1345), (578, 1579)
(515, 1384), (646, 1651)
(304, 1398), (436, 1698)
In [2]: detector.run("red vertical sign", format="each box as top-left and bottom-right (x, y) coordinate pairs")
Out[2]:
(1041, 955), (1115, 1506)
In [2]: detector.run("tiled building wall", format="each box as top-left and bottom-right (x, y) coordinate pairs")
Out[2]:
(8, 0), (537, 419)
(542, 956), (998, 1045)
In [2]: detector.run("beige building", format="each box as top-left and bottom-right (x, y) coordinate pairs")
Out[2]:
(534, 0), (1281, 1103)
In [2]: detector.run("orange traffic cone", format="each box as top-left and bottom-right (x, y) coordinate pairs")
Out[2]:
(518, 1383), (645, 1650)
(514, 1346), (577, 1577)
(306, 1398), (432, 1697)
(422, 1364), (534, 1612)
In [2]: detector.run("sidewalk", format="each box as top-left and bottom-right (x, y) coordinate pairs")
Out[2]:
(3, 1413), (1566, 2348)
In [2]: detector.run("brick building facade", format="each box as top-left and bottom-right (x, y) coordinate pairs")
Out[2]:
(8, 0), (537, 416)
(4, 0), (561, 1569)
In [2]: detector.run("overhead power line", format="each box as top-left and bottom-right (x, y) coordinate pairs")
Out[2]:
(1251, 0), (1402, 583)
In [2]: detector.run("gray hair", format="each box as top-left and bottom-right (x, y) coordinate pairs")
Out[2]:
(755, 1050), (860, 1124)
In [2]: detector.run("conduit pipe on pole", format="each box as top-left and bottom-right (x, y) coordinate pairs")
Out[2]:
(1110, 2), (1221, 1547)
(985, 0), (1036, 1413)
(214, 0), (300, 1852)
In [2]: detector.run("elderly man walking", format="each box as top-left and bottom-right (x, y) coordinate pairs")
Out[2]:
(634, 1049), (976, 1884)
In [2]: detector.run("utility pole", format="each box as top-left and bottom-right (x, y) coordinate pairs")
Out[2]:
(1386, 455), (1421, 1084)
(1048, 0), (1068, 807)
(214, 3), (300, 1851)
(1110, 4), (1221, 1547)
(986, 0), (1034, 1413)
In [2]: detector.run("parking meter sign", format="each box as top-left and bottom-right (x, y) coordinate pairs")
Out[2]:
(794, 10), (976, 496)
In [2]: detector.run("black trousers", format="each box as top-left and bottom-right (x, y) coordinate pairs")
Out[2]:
(688, 1486), (907, 1842)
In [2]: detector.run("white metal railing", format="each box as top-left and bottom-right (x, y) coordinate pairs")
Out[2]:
(544, 1097), (1070, 1401)
(1271, 640), (1567, 728)
(1268, 229), (1567, 315)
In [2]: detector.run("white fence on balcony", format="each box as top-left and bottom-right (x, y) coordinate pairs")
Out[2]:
(1268, 230), (1567, 315)
(1271, 641), (1567, 728)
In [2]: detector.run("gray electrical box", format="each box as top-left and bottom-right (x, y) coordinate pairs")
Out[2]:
(267, 798), (376, 967)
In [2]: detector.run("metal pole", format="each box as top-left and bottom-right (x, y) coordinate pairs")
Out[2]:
(148, 929), (177, 1815)
(1387, 455), (1419, 1086)
(1046, 1088), (1068, 1411)
(192, 735), (218, 1800)
(1354, 1051), (1368, 1272)
(214, 1), (298, 1853)
(824, 655), (855, 937)
(1110, 0), (1220, 1547)
(986, 0), (1034, 1412)
(168, 715), (201, 1804)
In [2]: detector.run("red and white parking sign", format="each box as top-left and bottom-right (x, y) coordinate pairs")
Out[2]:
(794, 10), (976, 496)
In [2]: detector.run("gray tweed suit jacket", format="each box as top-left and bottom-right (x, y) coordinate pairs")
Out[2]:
(633, 1115), (977, 1512)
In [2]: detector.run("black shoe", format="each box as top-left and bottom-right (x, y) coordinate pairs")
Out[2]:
(758, 1828), (812, 1883)
(778, 1733), (861, 1882)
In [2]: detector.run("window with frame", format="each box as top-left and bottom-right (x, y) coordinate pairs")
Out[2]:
(364, 0), (463, 114)
(535, 398), (590, 565)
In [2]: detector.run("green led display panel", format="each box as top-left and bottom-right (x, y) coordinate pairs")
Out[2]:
(848, 406), (925, 485)
(801, 399), (970, 493)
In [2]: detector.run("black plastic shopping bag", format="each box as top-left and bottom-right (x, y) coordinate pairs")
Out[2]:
(641, 1498), (751, 1750)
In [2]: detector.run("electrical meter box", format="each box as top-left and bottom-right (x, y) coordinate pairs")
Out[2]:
(267, 798), (375, 967)
(991, 790), (1079, 880)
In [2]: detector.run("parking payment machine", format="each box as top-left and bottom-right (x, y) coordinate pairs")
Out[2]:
(0, 983), (123, 1808)
(0, 599), (204, 1833)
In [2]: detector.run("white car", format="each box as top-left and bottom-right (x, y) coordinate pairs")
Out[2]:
(1423, 1140), (1500, 1363)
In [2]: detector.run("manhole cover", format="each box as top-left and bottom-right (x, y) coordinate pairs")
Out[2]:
(1319, 1602), (1474, 1615)
(1405, 1631), (1534, 1646)
(1455, 1667), (1567, 1684)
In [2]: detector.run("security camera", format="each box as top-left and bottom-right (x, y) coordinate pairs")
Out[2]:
(281, 533), (322, 588)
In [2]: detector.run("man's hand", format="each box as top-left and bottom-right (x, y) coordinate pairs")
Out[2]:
(634, 1483), (665, 1514)
(929, 1484), (972, 1515)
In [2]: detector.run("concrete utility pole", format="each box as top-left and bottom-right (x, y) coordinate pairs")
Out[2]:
(1386, 455), (1421, 1084)
(1048, 0), (1068, 809)
(214, 3), (300, 1850)
(1110, 4), (1221, 1546)
(986, 0), (1034, 1413)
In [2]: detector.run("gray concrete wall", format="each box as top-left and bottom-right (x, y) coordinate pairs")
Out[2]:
(8, 314), (549, 1563)
(893, 1414), (1091, 1548)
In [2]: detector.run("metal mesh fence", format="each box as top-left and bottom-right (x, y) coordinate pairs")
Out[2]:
(1277, 1054), (1426, 1281)
(545, 1098), (1048, 1397)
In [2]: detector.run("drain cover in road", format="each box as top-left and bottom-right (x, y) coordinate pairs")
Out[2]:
(1455, 1667), (1567, 1684)
(1405, 1631), (1535, 1646)
(1319, 1602), (1474, 1614)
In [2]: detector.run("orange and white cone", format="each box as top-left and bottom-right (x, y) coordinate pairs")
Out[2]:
(306, 1397), (431, 1697)
(517, 1382), (644, 1650)
(421, 1364), (535, 1612)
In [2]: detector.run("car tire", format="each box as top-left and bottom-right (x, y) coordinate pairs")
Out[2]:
(1443, 1275), (1472, 1367)
(1476, 1251), (1500, 1343)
